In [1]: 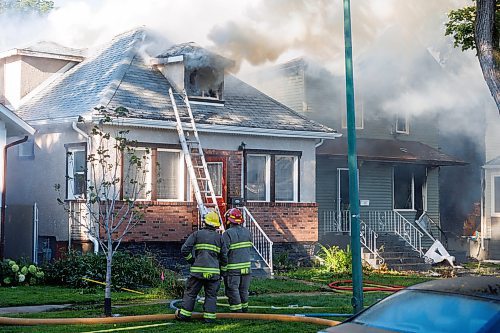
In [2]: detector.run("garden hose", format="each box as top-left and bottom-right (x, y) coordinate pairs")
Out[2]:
(328, 280), (404, 292)
(82, 278), (145, 295)
(0, 313), (340, 327)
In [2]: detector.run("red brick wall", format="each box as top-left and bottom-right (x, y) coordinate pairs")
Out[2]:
(118, 202), (199, 242)
(110, 149), (318, 244)
(245, 202), (318, 242)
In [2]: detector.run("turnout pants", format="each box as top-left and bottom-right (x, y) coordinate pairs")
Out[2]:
(180, 276), (220, 320)
(224, 274), (251, 312)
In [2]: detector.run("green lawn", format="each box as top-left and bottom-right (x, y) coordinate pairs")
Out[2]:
(0, 270), (433, 332)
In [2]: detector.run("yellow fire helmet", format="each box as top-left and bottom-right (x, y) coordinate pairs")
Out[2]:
(204, 211), (221, 228)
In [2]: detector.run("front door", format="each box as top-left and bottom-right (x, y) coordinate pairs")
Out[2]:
(205, 156), (228, 223)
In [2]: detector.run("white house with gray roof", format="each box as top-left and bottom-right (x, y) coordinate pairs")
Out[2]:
(1, 28), (338, 266)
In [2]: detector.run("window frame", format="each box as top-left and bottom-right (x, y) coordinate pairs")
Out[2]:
(244, 150), (301, 203)
(122, 147), (152, 201)
(274, 155), (299, 203)
(393, 166), (415, 211)
(341, 99), (364, 129)
(65, 143), (87, 200)
(395, 111), (410, 134)
(491, 173), (500, 217)
(245, 154), (271, 202)
(155, 148), (184, 202)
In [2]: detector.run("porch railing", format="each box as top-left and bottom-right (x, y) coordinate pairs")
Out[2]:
(321, 210), (383, 265)
(242, 206), (273, 275)
(366, 210), (424, 256)
(321, 210), (351, 233)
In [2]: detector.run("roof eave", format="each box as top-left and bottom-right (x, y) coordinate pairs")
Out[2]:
(0, 49), (84, 62)
(317, 153), (467, 166)
(91, 117), (341, 139)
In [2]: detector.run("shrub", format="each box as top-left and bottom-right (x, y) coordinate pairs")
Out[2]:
(44, 250), (177, 291)
(273, 252), (294, 273)
(317, 244), (352, 274)
(0, 259), (45, 287)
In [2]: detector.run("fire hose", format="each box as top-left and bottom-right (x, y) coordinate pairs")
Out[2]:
(0, 313), (339, 326)
(328, 280), (404, 292)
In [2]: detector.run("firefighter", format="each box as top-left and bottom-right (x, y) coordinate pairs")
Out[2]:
(221, 208), (253, 313)
(176, 210), (227, 323)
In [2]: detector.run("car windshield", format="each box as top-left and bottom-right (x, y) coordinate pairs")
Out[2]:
(352, 290), (500, 333)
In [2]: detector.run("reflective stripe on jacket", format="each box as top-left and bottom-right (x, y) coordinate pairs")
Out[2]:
(221, 224), (253, 275)
(181, 227), (228, 280)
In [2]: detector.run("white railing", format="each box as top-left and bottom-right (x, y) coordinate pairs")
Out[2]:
(360, 220), (384, 265)
(366, 210), (424, 256)
(321, 210), (383, 265)
(321, 210), (351, 233)
(242, 206), (273, 275)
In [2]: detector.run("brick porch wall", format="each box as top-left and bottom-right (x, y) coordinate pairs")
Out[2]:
(245, 202), (318, 242)
(121, 202), (198, 242)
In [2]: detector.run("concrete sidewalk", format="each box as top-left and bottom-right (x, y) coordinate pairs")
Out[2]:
(0, 304), (72, 315)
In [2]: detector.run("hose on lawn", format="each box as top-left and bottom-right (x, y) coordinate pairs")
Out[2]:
(0, 313), (340, 327)
(328, 280), (404, 292)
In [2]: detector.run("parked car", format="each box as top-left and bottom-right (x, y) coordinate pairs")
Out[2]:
(320, 276), (500, 333)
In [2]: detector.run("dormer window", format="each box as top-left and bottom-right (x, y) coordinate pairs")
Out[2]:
(155, 42), (234, 104)
(187, 67), (223, 100)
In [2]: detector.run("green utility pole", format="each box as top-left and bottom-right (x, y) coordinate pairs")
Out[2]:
(343, 0), (364, 314)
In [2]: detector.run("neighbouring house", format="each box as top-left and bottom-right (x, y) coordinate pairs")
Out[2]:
(248, 52), (466, 269)
(1, 29), (339, 270)
(475, 106), (500, 260)
(0, 104), (35, 260)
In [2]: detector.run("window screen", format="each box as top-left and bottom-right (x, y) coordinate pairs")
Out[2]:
(246, 155), (267, 201)
(275, 156), (295, 201)
(66, 147), (86, 199)
(123, 149), (151, 200)
(157, 151), (180, 200)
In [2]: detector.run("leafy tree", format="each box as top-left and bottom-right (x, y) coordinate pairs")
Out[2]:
(446, 0), (500, 112)
(56, 106), (150, 316)
(0, 0), (54, 15)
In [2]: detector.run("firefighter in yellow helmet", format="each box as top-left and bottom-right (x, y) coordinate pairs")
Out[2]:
(221, 208), (253, 313)
(176, 210), (227, 323)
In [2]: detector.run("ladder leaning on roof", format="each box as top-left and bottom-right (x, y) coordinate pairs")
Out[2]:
(168, 88), (223, 230)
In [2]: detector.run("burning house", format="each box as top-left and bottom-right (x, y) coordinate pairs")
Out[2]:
(248, 54), (467, 269)
(0, 28), (339, 272)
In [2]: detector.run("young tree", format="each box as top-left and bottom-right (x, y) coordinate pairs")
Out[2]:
(0, 0), (54, 15)
(445, 0), (499, 112)
(57, 106), (150, 316)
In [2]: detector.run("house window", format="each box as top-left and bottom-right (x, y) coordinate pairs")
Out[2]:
(493, 175), (500, 216)
(245, 155), (270, 201)
(123, 148), (152, 200)
(245, 152), (300, 202)
(342, 90), (364, 129)
(394, 166), (414, 210)
(156, 149), (184, 200)
(66, 146), (86, 199)
(207, 162), (223, 197)
(275, 156), (298, 202)
(341, 101), (364, 129)
(396, 112), (409, 134)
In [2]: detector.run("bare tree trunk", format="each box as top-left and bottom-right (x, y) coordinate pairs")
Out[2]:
(475, 0), (500, 112)
(104, 237), (113, 317)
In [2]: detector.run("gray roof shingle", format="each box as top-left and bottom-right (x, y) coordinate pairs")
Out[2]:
(16, 29), (334, 135)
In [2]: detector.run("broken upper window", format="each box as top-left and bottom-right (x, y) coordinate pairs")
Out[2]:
(396, 112), (409, 134)
(186, 67), (224, 100)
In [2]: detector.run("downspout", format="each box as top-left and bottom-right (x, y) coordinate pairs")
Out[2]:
(315, 138), (324, 148)
(72, 122), (99, 254)
(0, 136), (28, 259)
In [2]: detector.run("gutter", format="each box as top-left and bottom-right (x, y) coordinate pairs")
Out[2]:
(0, 136), (28, 259)
(315, 139), (325, 148)
(71, 122), (99, 254)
